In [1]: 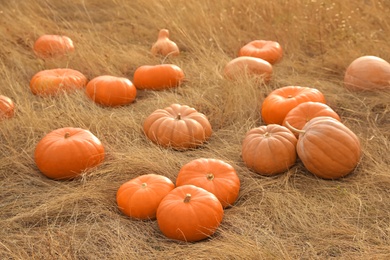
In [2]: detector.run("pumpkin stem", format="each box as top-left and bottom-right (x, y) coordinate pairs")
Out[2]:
(176, 113), (182, 120)
(206, 173), (214, 181)
(183, 193), (191, 203)
(64, 132), (71, 139)
(141, 183), (147, 188)
(285, 121), (306, 135)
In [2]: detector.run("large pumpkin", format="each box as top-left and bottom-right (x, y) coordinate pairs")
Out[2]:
(282, 101), (341, 137)
(344, 56), (390, 91)
(85, 75), (137, 107)
(241, 124), (297, 175)
(143, 104), (212, 150)
(133, 64), (185, 90)
(151, 29), (180, 57)
(261, 86), (326, 125)
(116, 174), (175, 220)
(34, 127), (105, 180)
(223, 56), (273, 82)
(30, 68), (87, 96)
(238, 40), (283, 64)
(0, 95), (15, 120)
(33, 34), (75, 59)
(176, 158), (240, 208)
(286, 116), (361, 179)
(156, 184), (224, 242)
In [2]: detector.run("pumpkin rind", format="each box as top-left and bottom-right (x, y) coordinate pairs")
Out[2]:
(133, 64), (185, 90)
(238, 40), (283, 64)
(34, 127), (105, 180)
(33, 34), (75, 59)
(156, 184), (224, 242)
(261, 86), (326, 125)
(295, 116), (361, 179)
(0, 95), (15, 120)
(344, 56), (390, 91)
(30, 68), (88, 96)
(85, 75), (137, 107)
(223, 56), (273, 82)
(143, 104), (212, 150)
(242, 124), (297, 175)
(282, 101), (341, 137)
(116, 174), (175, 220)
(151, 29), (180, 56)
(176, 158), (240, 208)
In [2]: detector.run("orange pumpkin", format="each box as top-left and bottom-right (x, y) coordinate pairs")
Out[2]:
(133, 64), (185, 90)
(116, 174), (175, 220)
(156, 184), (224, 242)
(282, 102), (341, 137)
(261, 86), (326, 125)
(176, 158), (240, 208)
(85, 75), (137, 107)
(238, 40), (283, 64)
(30, 68), (88, 96)
(344, 55), (390, 91)
(34, 127), (105, 180)
(223, 56), (273, 82)
(242, 124), (297, 175)
(143, 104), (212, 150)
(0, 95), (15, 120)
(33, 34), (75, 59)
(286, 116), (361, 179)
(151, 29), (180, 57)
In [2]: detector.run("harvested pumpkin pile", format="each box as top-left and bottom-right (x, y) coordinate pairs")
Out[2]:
(1, 0), (390, 259)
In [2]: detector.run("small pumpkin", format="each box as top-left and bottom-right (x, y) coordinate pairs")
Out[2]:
(133, 64), (185, 90)
(85, 75), (137, 107)
(261, 86), (326, 125)
(238, 40), (283, 64)
(286, 116), (361, 179)
(33, 34), (75, 59)
(151, 29), (180, 57)
(223, 56), (273, 82)
(176, 158), (240, 208)
(282, 101), (341, 137)
(0, 95), (15, 120)
(156, 184), (224, 242)
(344, 55), (390, 91)
(34, 127), (105, 180)
(116, 174), (175, 220)
(143, 104), (212, 150)
(30, 68), (87, 96)
(241, 124), (297, 175)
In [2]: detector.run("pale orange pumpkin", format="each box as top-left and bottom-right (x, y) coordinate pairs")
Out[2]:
(133, 64), (185, 90)
(344, 56), (390, 91)
(33, 34), (75, 59)
(0, 95), (15, 120)
(143, 104), (212, 150)
(151, 29), (180, 57)
(223, 56), (273, 82)
(241, 124), (297, 175)
(238, 40), (283, 64)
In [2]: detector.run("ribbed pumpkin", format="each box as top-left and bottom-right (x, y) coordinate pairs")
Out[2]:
(30, 68), (87, 96)
(85, 75), (137, 107)
(33, 34), (75, 59)
(344, 55), (390, 91)
(0, 95), (15, 120)
(34, 127), (105, 180)
(133, 64), (185, 90)
(143, 104), (212, 150)
(176, 158), (240, 208)
(151, 29), (180, 57)
(261, 86), (326, 125)
(223, 56), (273, 82)
(156, 185), (224, 242)
(286, 116), (361, 179)
(282, 102), (341, 137)
(241, 124), (297, 175)
(116, 174), (175, 220)
(238, 40), (283, 64)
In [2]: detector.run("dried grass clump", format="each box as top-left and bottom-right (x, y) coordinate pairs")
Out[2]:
(1, 0), (390, 259)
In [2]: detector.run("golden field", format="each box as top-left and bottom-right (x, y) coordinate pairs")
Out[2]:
(0, 0), (389, 259)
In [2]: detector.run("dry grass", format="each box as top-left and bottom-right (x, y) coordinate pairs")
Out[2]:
(1, 0), (390, 259)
